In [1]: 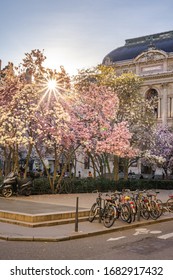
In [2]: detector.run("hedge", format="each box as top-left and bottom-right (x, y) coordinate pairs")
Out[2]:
(32, 177), (173, 194)
(0, 176), (173, 195)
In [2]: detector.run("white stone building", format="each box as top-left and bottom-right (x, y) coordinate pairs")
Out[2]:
(103, 30), (173, 127)
(102, 30), (173, 177)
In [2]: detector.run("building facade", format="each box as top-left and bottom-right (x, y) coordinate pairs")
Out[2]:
(103, 30), (173, 127)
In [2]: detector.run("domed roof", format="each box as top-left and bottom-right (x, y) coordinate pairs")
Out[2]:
(103, 31), (173, 64)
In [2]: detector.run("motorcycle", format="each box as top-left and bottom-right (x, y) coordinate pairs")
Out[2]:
(0, 171), (33, 198)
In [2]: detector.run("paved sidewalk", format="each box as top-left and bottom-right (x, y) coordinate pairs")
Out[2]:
(0, 193), (95, 214)
(1, 210), (173, 242)
(0, 190), (173, 242)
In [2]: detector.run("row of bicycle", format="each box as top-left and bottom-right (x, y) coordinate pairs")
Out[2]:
(88, 189), (173, 228)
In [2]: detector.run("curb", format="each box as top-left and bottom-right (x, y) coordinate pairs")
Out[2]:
(1, 215), (173, 242)
(0, 216), (89, 227)
(0, 210), (90, 227)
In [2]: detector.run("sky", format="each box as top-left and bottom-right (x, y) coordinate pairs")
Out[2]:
(1, 0), (173, 75)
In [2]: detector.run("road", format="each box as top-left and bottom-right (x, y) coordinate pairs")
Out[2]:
(0, 221), (173, 260)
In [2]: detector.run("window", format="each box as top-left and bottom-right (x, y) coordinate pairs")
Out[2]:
(168, 97), (173, 118)
(146, 88), (159, 118)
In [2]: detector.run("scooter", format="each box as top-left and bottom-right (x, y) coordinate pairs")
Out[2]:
(0, 171), (33, 198)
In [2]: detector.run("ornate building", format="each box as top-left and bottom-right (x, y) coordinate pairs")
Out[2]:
(103, 30), (173, 127)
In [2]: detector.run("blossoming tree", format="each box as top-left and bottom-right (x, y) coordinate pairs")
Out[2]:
(0, 50), (138, 191)
(74, 65), (155, 179)
(71, 83), (138, 179)
(142, 126), (173, 178)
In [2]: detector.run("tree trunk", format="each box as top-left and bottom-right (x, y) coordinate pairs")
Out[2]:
(113, 155), (119, 181)
(56, 149), (79, 189)
(35, 145), (54, 192)
(123, 158), (129, 181)
(88, 152), (98, 178)
(24, 143), (33, 178)
(52, 144), (58, 188)
(13, 144), (19, 173)
(4, 147), (12, 175)
(105, 154), (111, 174)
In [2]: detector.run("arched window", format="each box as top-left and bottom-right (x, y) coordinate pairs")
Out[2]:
(146, 88), (159, 118)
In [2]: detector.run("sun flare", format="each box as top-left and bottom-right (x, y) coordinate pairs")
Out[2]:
(47, 79), (57, 90)
(36, 73), (74, 110)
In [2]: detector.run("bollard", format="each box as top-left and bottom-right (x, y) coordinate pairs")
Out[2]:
(75, 197), (79, 232)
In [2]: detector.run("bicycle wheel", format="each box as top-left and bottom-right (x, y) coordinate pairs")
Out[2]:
(167, 198), (173, 212)
(120, 203), (131, 223)
(149, 200), (162, 220)
(130, 205), (136, 222)
(88, 203), (99, 222)
(140, 203), (150, 220)
(155, 199), (163, 217)
(103, 205), (116, 228)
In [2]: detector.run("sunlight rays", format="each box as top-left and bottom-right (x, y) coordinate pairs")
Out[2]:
(47, 79), (57, 90)
(35, 77), (61, 109)
(35, 70), (76, 109)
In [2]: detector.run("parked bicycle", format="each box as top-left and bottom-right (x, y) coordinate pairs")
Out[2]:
(89, 190), (132, 227)
(88, 192), (116, 228)
(166, 194), (173, 212)
(110, 191), (132, 223)
(145, 190), (163, 219)
(88, 188), (164, 228)
(119, 189), (163, 222)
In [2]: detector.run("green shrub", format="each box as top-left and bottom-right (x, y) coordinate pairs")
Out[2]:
(114, 179), (173, 191)
(70, 178), (173, 193)
(32, 177), (52, 194)
(1, 175), (172, 195)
